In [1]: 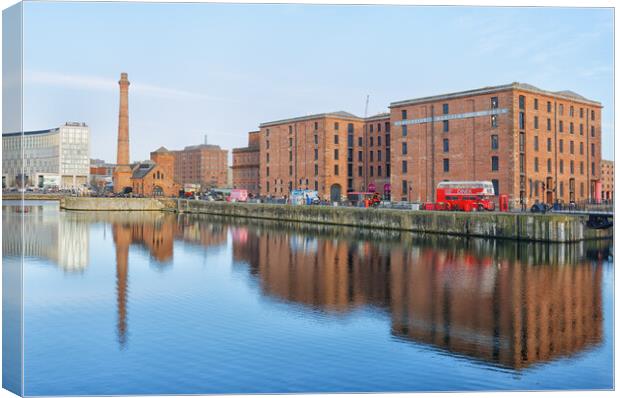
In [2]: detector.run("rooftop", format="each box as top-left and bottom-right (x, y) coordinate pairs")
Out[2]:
(131, 162), (156, 179)
(390, 82), (601, 108)
(260, 111), (362, 127)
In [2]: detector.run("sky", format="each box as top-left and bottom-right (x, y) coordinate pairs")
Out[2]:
(18, 2), (614, 162)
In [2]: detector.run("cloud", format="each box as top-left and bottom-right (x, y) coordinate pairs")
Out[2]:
(24, 70), (225, 101)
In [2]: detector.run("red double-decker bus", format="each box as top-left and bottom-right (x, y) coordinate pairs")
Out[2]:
(423, 181), (496, 212)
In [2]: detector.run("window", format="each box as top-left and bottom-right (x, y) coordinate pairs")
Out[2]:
(591, 126), (595, 137)
(560, 181), (564, 197)
(289, 125), (293, 134)
(402, 180), (408, 196)
(266, 153), (270, 163)
(370, 136), (374, 146)
(580, 142), (584, 155)
(378, 123), (381, 132)
(386, 133), (390, 147)
(580, 108), (584, 118)
(334, 149), (339, 160)
(266, 128), (270, 136)
(289, 165), (293, 175)
(559, 120), (564, 132)
(387, 164), (391, 177)
(442, 103), (449, 114)
(334, 122), (338, 130)
(401, 142), (407, 155)
(591, 110), (595, 120)
(377, 136), (382, 146)
(385, 122), (390, 132)
(519, 112), (525, 129)
(559, 104), (564, 115)
(334, 135), (339, 144)
(491, 156), (499, 171)
(369, 124), (374, 133)
(334, 165), (339, 176)
(443, 120), (449, 132)
(580, 124), (584, 135)
(570, 122), (574, 134)
(547, 158), (552, 173)
(315, 181), (318, 191)
(402, 160), (408, 173)
(491, 97), (499, 109)
(289, 137), (293, 147)
(559, 159), (564, 174)
(580, 161), (584, 175)
(370, 151), (374, 162)
(591, 143), (595, 157)
(289, 151), (293, 161)
(443, 159), (450, 172)
(401, 110), (407, 120)
(547, 118), (551, 131)
(266, 167), (270, 177)
(592, 162), (596, 175)
(491, 135), (499, 150)
(519, 154), (525, 173)
(347, 123), (354, 134)
(491, 114), (498, 128)
(402, 125), (408, 137)
(378, 150), (382, 161)
(266, 140), (270, 149)
(370, 166), (374, 177)
(347, 148), (353, 161)
(547, 101), (552, 112)
(358, 151), (362, 161)
(358, 166), (363, 177)
(570, 140), (574, 154)
(519, 132), (525, 152)
(559, 139), (564, 153)
(314, 149), (318, 160)
(580, 182), (584, 196)
(534, 116), (539, 129)
(314, 164), (318, 176)
(519, 95), (525, 110)
(534, 157), (539, 172)
(534, 136), (539, 151)
(358, 137), (363, 146)
(443, 138), (449, 152)
(534, 98), (539, 110)
(378, 165), (382, 176)
(570, 160), (574, 175)
(492, 179), (499, 196)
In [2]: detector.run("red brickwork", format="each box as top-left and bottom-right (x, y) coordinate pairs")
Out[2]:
(171, 144), (228, 189)
(232, 131), (260, 196)
(389, 84), (602, 206)
(601, 159), (614, 201)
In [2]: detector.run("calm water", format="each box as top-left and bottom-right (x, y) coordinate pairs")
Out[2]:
(2, 201), (614, 395)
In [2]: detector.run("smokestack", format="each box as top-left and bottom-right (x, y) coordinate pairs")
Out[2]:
(116, 72), (130, 166)
(204, 134), (208, 145)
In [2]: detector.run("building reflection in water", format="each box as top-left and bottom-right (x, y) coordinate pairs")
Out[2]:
(7, 202), (610, 366)
(230, 221), (608, 370)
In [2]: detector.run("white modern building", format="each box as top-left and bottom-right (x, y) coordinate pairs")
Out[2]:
(2, 122), (90, 189)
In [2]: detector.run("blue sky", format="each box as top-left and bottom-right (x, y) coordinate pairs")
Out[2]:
(21, 2), (614, 162)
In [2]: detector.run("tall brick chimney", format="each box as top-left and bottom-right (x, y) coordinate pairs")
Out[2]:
(117, 72), (130, 166)
(113, 72), (133, 193)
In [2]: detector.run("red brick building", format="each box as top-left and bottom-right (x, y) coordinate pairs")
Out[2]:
(601, 159), (613, 202)
(232, 131), (260, 196)
(389, 83), (602, 206)
(130, 147), (180, 197)
(170, 144), (228, 189)
(259, 112), (367, 201)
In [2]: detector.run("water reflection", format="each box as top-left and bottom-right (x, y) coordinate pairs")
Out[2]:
(5, 203), (610, 372)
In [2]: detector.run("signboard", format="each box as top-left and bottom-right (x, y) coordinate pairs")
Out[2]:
(383, 183), (391, 192)
(368, 183), (376, 193)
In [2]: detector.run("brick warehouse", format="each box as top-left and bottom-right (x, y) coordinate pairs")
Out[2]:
(170, 143), (228, 189)
(232, 131), (260, 196)
(389, 83), (603, 206)
(257, 111), (393, 201)
(237, 82), (607, 205)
